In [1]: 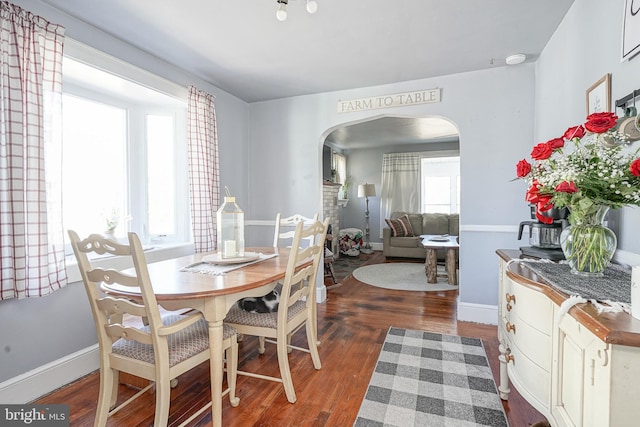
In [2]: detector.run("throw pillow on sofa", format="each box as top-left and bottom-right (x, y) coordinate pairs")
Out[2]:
(385, 214), (414, 237)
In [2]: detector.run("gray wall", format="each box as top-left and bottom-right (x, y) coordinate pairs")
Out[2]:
(0, 0), (250, 383)
(248, 65), (537, 311)
(535, 0), (640, 256)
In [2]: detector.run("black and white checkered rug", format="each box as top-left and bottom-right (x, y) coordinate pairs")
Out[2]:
(354, 327), (508, 427)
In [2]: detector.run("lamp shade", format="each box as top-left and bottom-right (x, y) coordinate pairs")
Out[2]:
(358, 183), (376, 198)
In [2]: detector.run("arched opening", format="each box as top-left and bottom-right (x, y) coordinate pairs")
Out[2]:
(320, 114), (460, 257)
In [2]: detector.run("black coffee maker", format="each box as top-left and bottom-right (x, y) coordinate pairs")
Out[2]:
(518, 205), (569, 260)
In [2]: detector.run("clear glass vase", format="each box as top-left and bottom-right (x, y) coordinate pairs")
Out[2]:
(560, 205), (617, 276)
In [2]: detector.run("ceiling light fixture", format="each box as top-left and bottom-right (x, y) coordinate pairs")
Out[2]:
(306, 0), (318, 14)
(505, 53), (527, 65)
(276, 0), (318, 21)
(276, 0), (288, 21)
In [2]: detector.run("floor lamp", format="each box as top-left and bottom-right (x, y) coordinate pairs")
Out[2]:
(358, 183), (376, 254)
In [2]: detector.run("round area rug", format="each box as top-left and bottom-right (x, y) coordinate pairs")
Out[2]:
(352, 263), (458, 291)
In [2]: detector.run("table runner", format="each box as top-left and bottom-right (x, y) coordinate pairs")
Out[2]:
(512, 259), (632, 321)
(181, 253), (278, 275)
(520, 260), (631, 304)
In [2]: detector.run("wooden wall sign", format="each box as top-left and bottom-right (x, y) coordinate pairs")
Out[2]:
(337, 88), (441, 113)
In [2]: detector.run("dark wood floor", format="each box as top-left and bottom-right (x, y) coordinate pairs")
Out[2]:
(34, 251), (545, 426)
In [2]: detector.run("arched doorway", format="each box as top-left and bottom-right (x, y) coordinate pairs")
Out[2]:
(320, 114), (460, 254)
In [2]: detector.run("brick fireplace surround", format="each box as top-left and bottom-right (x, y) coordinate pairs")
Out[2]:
(323, 182), (342, 256)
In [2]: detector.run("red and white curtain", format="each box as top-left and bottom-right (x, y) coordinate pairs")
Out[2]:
(0, 1), (67, 300)
(187, 86), (220, 253)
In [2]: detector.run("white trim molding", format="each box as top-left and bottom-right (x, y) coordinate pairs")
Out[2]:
(460, 224), (518, 233)
(245, 219), (276, 227)
(613, 249), (640, 268)
(0, 345), (99, 404)
(457, 301), (499, 325)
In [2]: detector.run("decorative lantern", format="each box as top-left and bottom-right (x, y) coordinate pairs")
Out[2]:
(216, 188), (245, 258)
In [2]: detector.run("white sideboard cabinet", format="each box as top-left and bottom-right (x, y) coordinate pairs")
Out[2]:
(497, 250), (640, 427)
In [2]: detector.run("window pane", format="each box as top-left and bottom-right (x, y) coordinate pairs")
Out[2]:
(424, 177), (450, 204)
(423, 177), (451, 213)
(147, 114), (175, 235)
(62, 95), (126, 237)
(421, 156), (460, 214)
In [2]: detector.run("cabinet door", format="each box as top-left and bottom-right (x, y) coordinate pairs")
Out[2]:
(552, 310), (609, 427)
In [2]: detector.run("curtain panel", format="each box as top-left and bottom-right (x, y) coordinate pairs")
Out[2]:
(187, 86), (220, 253)
(379, 153), (420, 237)
(0, 1), (67, 300)
(331, 152), (346, 185)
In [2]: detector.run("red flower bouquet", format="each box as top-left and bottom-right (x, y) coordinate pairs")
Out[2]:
(515, 112), (640, 225)
(515, 112), (640, 275)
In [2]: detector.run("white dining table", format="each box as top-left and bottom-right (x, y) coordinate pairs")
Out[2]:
(101, 246), (303, 427)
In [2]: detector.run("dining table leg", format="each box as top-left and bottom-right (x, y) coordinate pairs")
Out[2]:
(208, 319), (224, 427)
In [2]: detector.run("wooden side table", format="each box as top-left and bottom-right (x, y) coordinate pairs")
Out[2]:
(420, 235), (459, 285)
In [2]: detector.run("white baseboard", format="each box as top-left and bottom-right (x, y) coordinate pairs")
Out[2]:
(457, 301), (499, 325)
(0, 345), (99, 404)
(316, 283), (327, 303)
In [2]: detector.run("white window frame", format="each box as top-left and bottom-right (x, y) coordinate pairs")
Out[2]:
(61, 39), (190, 251)
(420, 154), (460, 214)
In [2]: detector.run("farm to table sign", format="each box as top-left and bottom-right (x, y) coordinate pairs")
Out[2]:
(337, 88), (441, 113)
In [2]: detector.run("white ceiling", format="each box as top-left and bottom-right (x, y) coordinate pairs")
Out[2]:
(37, 0), (573, 148)
(39, 0), (573, 104)
(325, 116), (459, 150)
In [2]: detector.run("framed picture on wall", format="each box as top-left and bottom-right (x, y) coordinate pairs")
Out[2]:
(586, 73), (611, 115)
(622, 0), (640, 61)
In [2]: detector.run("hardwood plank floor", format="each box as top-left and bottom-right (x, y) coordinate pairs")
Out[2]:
(34, 251), (546, 426)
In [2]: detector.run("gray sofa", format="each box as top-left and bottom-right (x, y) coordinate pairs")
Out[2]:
(382, 212), (459, 259)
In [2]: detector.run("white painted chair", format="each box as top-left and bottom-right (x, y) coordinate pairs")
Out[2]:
(225, 218), (329, 403)
(273, 213), (319, 248)
(68, 230), (239, 427)
(273, 214), (336, 283)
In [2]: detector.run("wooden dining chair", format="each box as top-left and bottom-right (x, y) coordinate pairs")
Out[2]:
(270, 212), (323, 343)
(68, 230), (239, 427)
(272, 213), (319, 248)
(225, 218), (329, 403)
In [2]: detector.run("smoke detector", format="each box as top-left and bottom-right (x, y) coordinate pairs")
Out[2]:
(505, 54), (527, 65)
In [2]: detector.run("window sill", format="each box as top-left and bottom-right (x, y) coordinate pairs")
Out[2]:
(65, 242), (195, 284)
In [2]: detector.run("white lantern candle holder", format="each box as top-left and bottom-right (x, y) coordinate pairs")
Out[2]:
(216, 188), (245, 259)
